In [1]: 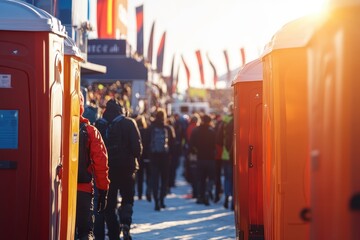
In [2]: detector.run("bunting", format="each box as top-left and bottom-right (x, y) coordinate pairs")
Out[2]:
(156, 31), (166, 73)
(147, 21), (155, 65)
(181, 55), (190, 88)
(206, 53), (218, 89)
(195, 50), (205, 86)
(240, 47), (246, 66)
(136, 5), (144, 56)
(223, 49), (231, 82)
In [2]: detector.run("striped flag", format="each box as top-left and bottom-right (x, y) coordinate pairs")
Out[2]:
(95, 0), (127, 39)
(147, 21), (155, 65)
(206, 53), (218, 89)
(195, 50), (205, 86)
(181, 55), (190, 88)
(156, 31), (166, 73)
(136, 5), (144, 56)
(97, 0), (115, 38)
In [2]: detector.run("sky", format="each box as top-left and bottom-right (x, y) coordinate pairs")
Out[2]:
(126, 0), (328, 91)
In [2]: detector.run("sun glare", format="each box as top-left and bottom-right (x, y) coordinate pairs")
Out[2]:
(285, 0), (328, 17)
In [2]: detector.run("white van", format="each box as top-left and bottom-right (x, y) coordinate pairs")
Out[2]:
(170, 102), (211, 115)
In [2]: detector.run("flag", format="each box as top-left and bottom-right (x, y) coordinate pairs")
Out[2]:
(223, 49), (231, 82)
(147, 21), (155, 65)
(206, 53), (218, 89)
(168, 54), (175, 96)
(156, 31), (166, 73)
(96, 0), (127, 39)
(195, 50), (205, 86)
(174, 65), (180, 94)
(240, 47), (246, 66)
(181, 55), (190, 88)
(97, 0), (115, 38)
(53, 0), (57, 16)
(136, 5), (144, 56)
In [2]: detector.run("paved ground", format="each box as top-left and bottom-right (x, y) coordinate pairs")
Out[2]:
(129, 167), (236, 240)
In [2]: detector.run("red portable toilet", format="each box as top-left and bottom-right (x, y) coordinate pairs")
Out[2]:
(232, 58), (264, 240)
(60, 36), (84, 240)
(307, 1), (360, 239)
(0, 1), (66, 239)
(261, 15), (319, 240)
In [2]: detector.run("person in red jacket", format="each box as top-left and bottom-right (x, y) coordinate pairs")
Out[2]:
(75, 92), (110, 240)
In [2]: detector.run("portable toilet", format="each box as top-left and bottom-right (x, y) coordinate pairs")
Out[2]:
(232, 58), (264, 240)
(0, 1), (66, 239)
(307, 1), (360, 239)
(60, 36), (84, 240)
(261, 15), (319, 240)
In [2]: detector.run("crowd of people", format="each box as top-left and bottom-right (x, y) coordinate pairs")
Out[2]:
(76, 84), (235, 240)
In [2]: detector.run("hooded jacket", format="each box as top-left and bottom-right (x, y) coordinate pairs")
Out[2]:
(77, 116), (110, 193)
(102, 100), (143, 171)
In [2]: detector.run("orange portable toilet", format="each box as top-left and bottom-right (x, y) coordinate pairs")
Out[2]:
(307, 2), (360, 239)
(60, 36), (84, 240)
(0, 1), (66, 239)
(232, 58), (264, 240)
(261, 15), (319, 240)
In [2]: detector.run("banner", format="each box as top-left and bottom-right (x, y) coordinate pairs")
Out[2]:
(136, 4), (144, 56)
(195, 50), (205, 86)
(116, 0), (128, 38)
(147, 21), (155, 65)
(156, 31), (166, 73)
(181, 55), (190, 88)
(206, 53), (218, 89)
(188, 87), (207, 99)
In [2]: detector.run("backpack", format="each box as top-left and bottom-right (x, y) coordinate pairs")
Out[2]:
(150, 126), (169, 153)
(99, 115), (124, 162)
(78, 122), (92, 183)
(94, 118), (109, 145)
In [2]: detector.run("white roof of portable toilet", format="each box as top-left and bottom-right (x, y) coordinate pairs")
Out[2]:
(232, 58), (263, 85)
(64, 36), (84, 60)
(330, 0), (360, 7)
(262, 14), (321, 57)
(0, 0), (66, 37)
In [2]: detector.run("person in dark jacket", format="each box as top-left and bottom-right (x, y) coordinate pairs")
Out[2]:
(148, 108), (176, 211)
(184, 113), (201, 198)
(135, 114), (152, 202)
(102, 99), (143, 240)
(168, 113), (185, 190)
(189, 114), (216, 206)
(75, 92), (110, 240)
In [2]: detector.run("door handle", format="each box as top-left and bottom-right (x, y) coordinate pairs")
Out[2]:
(248, 145), (254, 168)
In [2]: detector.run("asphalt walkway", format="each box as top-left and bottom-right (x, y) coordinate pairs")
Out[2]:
(130, 164), (236, 240)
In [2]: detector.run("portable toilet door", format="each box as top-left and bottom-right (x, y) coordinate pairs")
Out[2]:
(60, 36), (84, 240)
(261, 15), (319, 240)
(232, 58), (264, 240)
(0, 1), (66, 239)
(307, 2), (360, 239)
